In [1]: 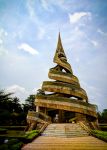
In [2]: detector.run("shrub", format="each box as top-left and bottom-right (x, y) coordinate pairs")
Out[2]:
(0, 128), (7, 134)
(0, 139), (23, 150)
(100, 126), (107, 131)
(24, 130), (39, 142)
(7, 138), (19, 145)
(10, 142), (23, 150)
(91, 130), (107, 142)
(0, 126), (26, 130)
(0, 144), (8, 150)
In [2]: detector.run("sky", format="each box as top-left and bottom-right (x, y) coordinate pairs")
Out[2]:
(0, 0), (107, 111)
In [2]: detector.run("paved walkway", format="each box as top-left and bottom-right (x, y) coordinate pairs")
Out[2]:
(22, 136), (107, 150)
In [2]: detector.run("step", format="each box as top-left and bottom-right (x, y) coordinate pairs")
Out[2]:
(22, 136), (107, 150)
(41, 123), (89, 138)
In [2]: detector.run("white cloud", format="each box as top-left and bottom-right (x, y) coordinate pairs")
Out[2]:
(0, 28), (7, 45)
(69, 12), (91, 23)
(26, 0), (40, 24)
(0, 39), (3, 44)
(32, 88), (38, 94)
(6, 84), (26, 94)
(0, 28), (8, 38)
(97, 28), (107, 36)
(38, 27), (45, 40)
(18, 43), (39, 55)
(6, 84), (29, 102)
(0, 47), (8, 56)
(41, 0), (49, 10)
(91, 40), (98, 47)
(26, 0), (35, 18)
(0, 28), (8, 56)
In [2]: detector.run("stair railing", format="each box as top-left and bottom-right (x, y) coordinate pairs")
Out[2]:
(39, 122), (49, 133)
(78, 121), (91, 134)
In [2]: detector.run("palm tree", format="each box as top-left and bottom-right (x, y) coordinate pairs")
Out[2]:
(0, 90), (13, 111)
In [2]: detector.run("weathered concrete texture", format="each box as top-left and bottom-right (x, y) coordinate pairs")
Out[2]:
(22, 136), (107, 150)
(35, 98), (97, 118)
(33, 33), (98, 128)
(42, 81), (88, 100)
(49, 69), (79, 85)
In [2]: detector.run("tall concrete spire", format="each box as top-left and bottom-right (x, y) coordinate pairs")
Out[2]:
(54, 33), (73, 73)
(54, 32), (67, 63)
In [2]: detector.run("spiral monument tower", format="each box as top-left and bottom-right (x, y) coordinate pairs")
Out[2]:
(33, 33), (98, 129)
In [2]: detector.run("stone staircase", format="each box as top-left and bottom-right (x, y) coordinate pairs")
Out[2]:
(22, 123), (107, 150)
(22, 136), (107, 150)
(41, 123), (89, 138)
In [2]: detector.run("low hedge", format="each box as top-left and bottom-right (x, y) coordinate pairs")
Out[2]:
(0, 128), (7, 134)
(100, 126), (107, 131)
(0, 126), (26, 131)
(0, 130), (39, 150)
(0, 138), (23, 150)
(23, 130), (39, 143)
(91, 130), (107, 142)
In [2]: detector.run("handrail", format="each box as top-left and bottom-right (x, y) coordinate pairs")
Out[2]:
(39, 122), (49, 133)
(27, 111), (51, 123)
(78, 121), (91, 134)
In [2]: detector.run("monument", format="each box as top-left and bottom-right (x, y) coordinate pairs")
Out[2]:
(27, 33), (98, 131)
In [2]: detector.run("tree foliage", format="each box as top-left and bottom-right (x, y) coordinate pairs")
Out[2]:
(98, 109), (107, 123)
(0, 90), (36, 126)
(0, 90), (24, 125)
(25, 94), (35, 111)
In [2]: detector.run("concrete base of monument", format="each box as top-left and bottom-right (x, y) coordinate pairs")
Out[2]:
(34, 95), (99, 130)
(35, 95), (97, 117)
(26, 111), (99, 133)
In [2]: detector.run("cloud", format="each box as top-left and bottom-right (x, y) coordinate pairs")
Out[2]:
(38, 27), (45, 40)
(32, 88), (38, 94)
(69, 12), (91, 23)
(0, 47), (8, 56)
(18, 43), (39, 55)
(81, 81), (101, 103)
(0, 28), (8, 38)
(41, 0), (49, 11)
(91, 40), (98, 47)
(26, 0), (41, 25)
(26, 0), (35, 18)
(97, 28), (107, 36)
(6, 84), (29, 102)
(6, 84), (26, 94)
(0, 28), (7, 45)
(0, 39), (3, 44)
(0, 28), (8, 56)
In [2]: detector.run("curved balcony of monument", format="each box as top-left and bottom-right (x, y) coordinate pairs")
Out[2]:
(35, 94), (97, 119)
(54, 57), (73, 74)
(48, 68), (80, 85)
(42, 81), (88, 101)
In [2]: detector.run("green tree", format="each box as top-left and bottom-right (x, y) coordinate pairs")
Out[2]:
(0, 89), (25, 125)
(101, 109), (107, 123)
(12, 97), (22, 113)
(25, 94), (35, 111)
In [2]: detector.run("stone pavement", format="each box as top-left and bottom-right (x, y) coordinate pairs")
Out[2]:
(22, 136), (107, 150)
